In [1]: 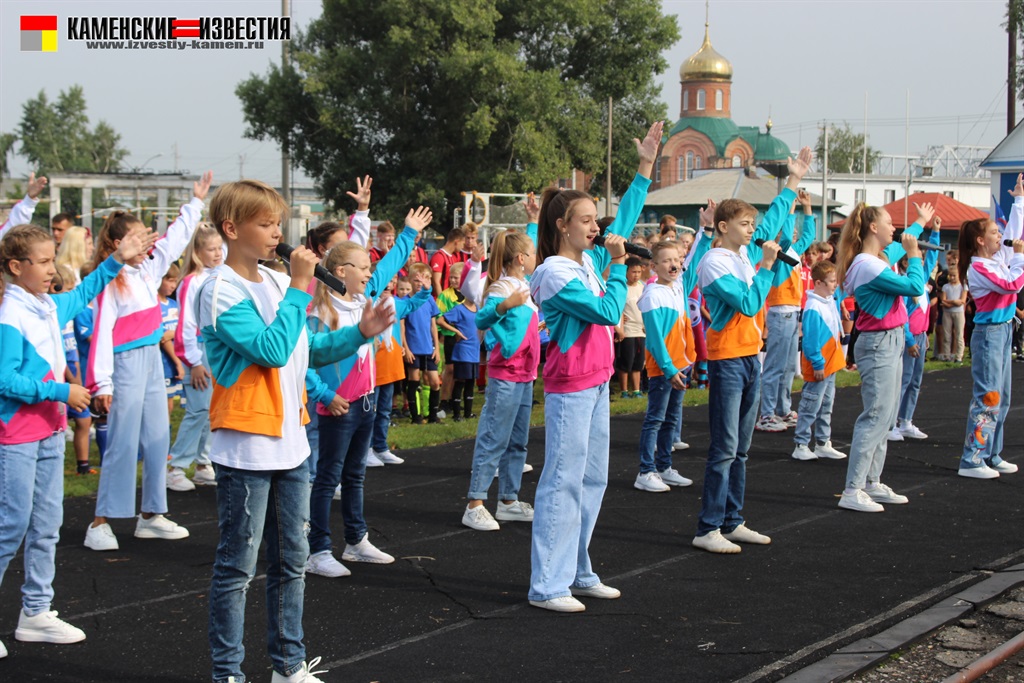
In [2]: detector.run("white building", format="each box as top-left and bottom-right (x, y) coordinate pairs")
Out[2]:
(980, 120), (1024, 219)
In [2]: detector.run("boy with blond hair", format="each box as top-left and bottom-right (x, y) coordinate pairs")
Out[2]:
(402, 261), (443, 422)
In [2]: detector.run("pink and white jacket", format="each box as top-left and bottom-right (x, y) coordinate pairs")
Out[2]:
(970, 195), (1024, 325)
(173, 270), (211, 367)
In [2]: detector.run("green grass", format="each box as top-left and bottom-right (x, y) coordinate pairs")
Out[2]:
(62, 348), (973, 498)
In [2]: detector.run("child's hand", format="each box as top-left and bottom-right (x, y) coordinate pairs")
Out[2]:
(634, 120), (665, 165)
(813, 369), (825, 382)
(174, 360), (185, 381)
(787, 147), (813, 184)
(699, 198), (716, 228)
(26, 172), (48, 200)
(1011, 173), (1024, 198)
(403, 347), (414, 363)
(524, 193), (540, 223)
(1013, 238), (1024, 254)
(471, 242), (486, 263)
(286, 245), (318, 292)
(191, 365), (211, 390)
(902, 232), (922, 258)
(602, 234), (627, 260)
(193, 171), (214, 201)
(67, 385), (91, 413)
(913, 201), (935, 227)
(346, 175), (372, 211)
(114, 224), (159, 263)
(797, 189), (812, 213)
(932, 216), (942, 230)
(405, 206), (433, 233)
(759, 240), (781, 270)
(908, 344), (920, 358)
(670, 372), (688, 391)
(431, 347), (440, 365)
(455, 330), (468, 341)
(358, 297), (396, 339)
(498, 289), (530, 313)
(327, 394), (350, 416)
(92, 394), (112, 415)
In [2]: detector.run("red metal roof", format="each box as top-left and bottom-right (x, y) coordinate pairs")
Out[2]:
(828, 192), (988, 230)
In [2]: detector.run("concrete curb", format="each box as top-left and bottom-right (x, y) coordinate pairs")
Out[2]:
(776, 562), (1024, 683)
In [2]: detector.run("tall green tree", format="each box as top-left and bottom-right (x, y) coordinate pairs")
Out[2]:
(237, 0), (678, 222)
(815, 122), (881, 175)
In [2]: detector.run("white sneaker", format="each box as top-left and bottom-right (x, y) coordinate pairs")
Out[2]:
(436, 409), (447, 420)
(374, 449), (404, 465)
(496, 500), (534, 522)
(886, 426), (905, 442)
(15, 610), (85, 644)
(570, 583), (621, 599)
(672, 441), (690, 451)
(305, 551), (351, 578)
(959, 465), (1000, 479)
(342, 534), (394, 564)
(838, 489), (884, 513)
(462, 504), (500, 531)
(899, 421), (928, 440)
(332, 484), (341, 500)
(865, 483), (909, 504)
(134, 514), (189, 540)
(634, 471), (670, 492)
(993, 460), (1019, 474)
(722, 524), (771, 545)
(365, 451), (385, 468)
(792, 444), (817, 461)
(522, 462), (534, 473)
(780, 411), (799, 427)
(815, 441), (848, 459)
(692, 529), (741, 554)
(166, 467), (196, 492)
(270, 656), (328, 683)
(192, 466), (217, 486)
(84, 523), (118, 551)
(0, 637), (6, 658)
(658, 468), (693, 487)
(755, 416), (786, 432)
(529, 596), (586, 613)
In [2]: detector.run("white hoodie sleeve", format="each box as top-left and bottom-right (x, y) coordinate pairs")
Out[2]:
(0, 195), (40, 238)
(86, 286), (120, 396)
(347, 210), (371, 248)
(141, 197), (204, 281)
(180, 273), (205, 367)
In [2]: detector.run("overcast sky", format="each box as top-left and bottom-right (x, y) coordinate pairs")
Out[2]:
(0, 0), (1018, 187)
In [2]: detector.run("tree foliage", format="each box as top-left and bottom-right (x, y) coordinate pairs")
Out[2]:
(236, 0), (678, 222)
(815, 122), (881, 175)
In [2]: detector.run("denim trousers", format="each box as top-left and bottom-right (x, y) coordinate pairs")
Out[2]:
(0, 432), (64, 615)
(638, 374), (685, 474)
(95, 344), (169, 518)
(309, 395), (374, 551)
(697, 356), (760, 536)
(529, 382), (609, 601)
(371, 382), (397, 453)
(467, 378), (532, 501)
(794, 374), (836, 446)
(168, 365), (212, 469)
(304, 398), (319, 483)
(761, 308), (799, 418)
(845, 328), (903, 490)
(209, 462), (310, 683)
(960, 323), (1013, 470)
(898, 330), (928, 423)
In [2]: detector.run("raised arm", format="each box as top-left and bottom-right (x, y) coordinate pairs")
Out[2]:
(345, 175), (373, 247)
(142, 171), (212, 281)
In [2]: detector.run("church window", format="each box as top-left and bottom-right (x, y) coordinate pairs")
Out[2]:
(715, 89), (723, 110)
(697, 90), (705, 111)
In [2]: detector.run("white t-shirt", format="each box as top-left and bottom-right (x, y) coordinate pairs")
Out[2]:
(942, 282), (966, 313)
(208, 274), (311, 471)
(621, 281), (646, 338)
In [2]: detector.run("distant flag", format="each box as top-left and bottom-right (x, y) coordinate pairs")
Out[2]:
(20, 16), (58, 52)
(992, 194), (1007, 229)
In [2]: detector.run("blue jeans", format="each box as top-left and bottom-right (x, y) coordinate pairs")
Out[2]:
(638, 374), (684, 474)
(0, 433), (64, 616)
(529, 382), (609, 601)
(898, 330), (928, 422)
(698, 356), (760, 536)
(96, 344), (169, 518)
(761, 308), (799, 418)
(371, 382), (397, 452)
(960, 323), (1013, 470)
(209, 462), (310, 683)
(309, 395), (374, 551)
(846, 328), (903, 490)
(794, 374), (836, 446)
(304, 398), (319, 483)
(168, 365), (212, 469)
(467, 378), (532, 501)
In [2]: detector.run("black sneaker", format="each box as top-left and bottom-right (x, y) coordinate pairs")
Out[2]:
(428, 416), (444, 424)
(411, 415), (425, 425)
(453, 415), (464, 422)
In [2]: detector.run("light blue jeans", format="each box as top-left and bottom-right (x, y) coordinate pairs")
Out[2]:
(168, 365), (212, 469)
(794, 374), (836, 446)
(467, 378), (532, 501)
(209, 462), (310, 683)
(898, 330), (928, 423)
(95, 344), (169, 518)
(960, 323), (1013, 470)
(529, 382), (610, 602)
(304, 397), (319, 483)
(0, 432), (64, 615)
(638, 374), (684, 474)
(845, 328), (903, 490)
(698, 356), (760, 536)
(760, 308), (799, 418)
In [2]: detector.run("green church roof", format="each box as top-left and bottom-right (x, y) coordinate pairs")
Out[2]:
(667, 117), (741, 155)
(753, 130), (792, 162)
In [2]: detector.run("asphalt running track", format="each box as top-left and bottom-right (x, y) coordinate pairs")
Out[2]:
(1, 365), (1021, 683)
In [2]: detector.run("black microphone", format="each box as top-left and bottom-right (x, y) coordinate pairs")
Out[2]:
(753, 239), (799, 267)
(592, 234), (652, 260)
(1004, 239), (1022, 247)
(275, 243), (347, 295)
(916, 241), (947, 252)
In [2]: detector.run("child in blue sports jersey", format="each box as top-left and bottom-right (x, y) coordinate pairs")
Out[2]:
(158, 264), (184, 416)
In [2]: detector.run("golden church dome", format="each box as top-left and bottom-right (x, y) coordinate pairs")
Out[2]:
(680, 25), (733, 82)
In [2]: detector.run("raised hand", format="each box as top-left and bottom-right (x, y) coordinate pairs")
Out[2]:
(1011, 173), (1024, 198)
(114, 224), (159, 263)
(913, 201), (935, 227)
(471, 241), (486, 263)
(346, 175), (373, 211)
(358, 297), (396, 338)
(699, 198), (717, 228)
(902, 231), (922, 258)
(635, 121), (665, 178)
(524, 193), (540, 223)
(786, 147), (813, 187)
(405, 206), (433, 233)
(759, 239), (781, 270)
(797, 188), (812, 213)
(932, 215), (942, 230)
(193, 171), (214, 201)
(26, 172), (48, 200)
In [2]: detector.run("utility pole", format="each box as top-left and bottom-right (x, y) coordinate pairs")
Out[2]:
(821, 121), (829, 239)
(239, 154), (246, 179)
(1010, 4), (1018, 134)
(606, 97), (613, 216)
(173, 142), (179, 173)
(281, 0), (292, 212)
